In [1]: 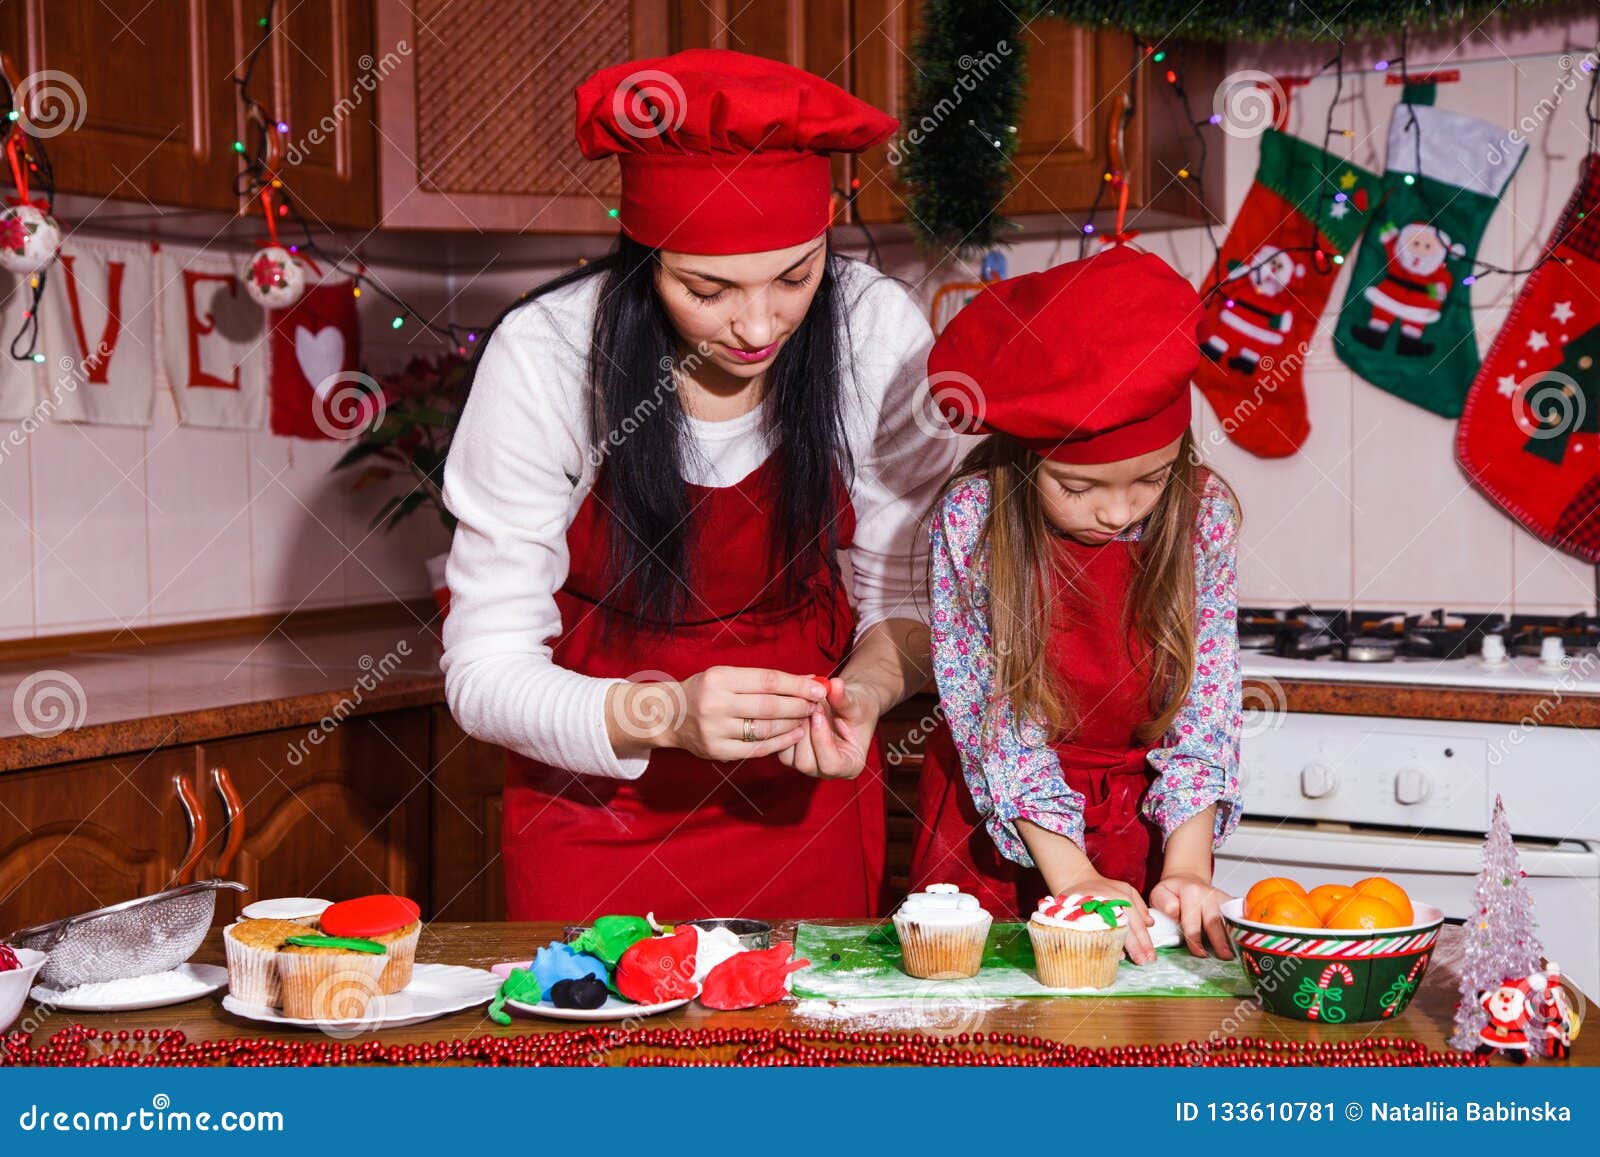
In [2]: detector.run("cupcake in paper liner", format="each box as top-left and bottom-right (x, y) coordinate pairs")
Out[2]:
(276, 935), (390, 1023)
(892, 883), (992, 980)
(316, 895), (422, 995)
(223, 918), (315, 1008)
(1028, 892), (1132, 989)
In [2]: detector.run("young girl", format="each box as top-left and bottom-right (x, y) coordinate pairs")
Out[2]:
(909, 245), (1243, 965)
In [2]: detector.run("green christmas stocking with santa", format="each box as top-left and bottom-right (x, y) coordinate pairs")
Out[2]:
(1194, 128), (1380, 457)
(1457, 155), (1600, 562)
(1335, 83), (1526, 416)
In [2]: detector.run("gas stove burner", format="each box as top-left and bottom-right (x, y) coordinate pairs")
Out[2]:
(1344, 636), (1398, 662)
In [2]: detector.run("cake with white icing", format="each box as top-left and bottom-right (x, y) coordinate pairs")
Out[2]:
(1027, 892), (1131, 989)
(892, 883), (992, 980)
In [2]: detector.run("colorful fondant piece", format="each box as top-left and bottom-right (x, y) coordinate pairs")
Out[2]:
(318, 895), (422, 938)
(699, 944), (810, 1010)
(532, 941), (608, 991)
(571, 915), (655, 966)
(690, 925), (747, 983)
(282, 934), (386, 954)
(549, 976), (610, 1010)
(616, 926), (699, 1004)
(0, 945), (20, 973)
(487, 967), (541, 1026)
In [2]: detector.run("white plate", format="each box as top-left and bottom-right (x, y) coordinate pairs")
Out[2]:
(506, 994), (692, 1021)
(223, 963), (499, 1032)
(31, 964), (228, 1012)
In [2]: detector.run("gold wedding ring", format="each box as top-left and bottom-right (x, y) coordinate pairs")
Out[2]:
(742, 718), (758, 743)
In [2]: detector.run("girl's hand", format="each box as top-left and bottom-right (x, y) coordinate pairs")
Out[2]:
(618, 666), (824, 762)
(1053, 873), (1156, 965)
(778, 676), (881, 780)
(1148, 873), (1234, 959)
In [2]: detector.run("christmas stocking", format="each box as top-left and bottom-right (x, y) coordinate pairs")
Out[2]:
(1335, 84), (1526, 416)
(1194, 128), (1380, 457)
(1457, 155), (1600, 562)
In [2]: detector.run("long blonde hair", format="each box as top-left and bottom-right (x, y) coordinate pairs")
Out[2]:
(935, 430), (1238, 747)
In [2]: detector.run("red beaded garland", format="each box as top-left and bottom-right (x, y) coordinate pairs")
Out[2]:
(0, 1023), (1488, 1069)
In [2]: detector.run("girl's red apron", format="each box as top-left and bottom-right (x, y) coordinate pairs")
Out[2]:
(503, 455), (887, 922)
(910, 533), (1165, 919)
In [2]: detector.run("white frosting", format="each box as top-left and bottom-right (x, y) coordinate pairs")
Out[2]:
(1148, 909), (1181, 949)
(1030, 893), (1131, 931)
(690, 926), (747, 983)
(895, 883), (990, 926)
(241, 898), (332, 923)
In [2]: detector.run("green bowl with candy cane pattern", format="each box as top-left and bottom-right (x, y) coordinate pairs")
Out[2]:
(1221, 898), (1444, 1023)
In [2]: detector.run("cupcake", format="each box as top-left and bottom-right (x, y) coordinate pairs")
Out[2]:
(223, 918), (315, 1008)
(317, 895), (422, 994)
(276, 935), (390, 1021)
(892, 883), (992, 980)
(1028, 893), (1131, 989)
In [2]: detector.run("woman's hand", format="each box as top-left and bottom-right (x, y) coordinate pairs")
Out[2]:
(1054, 872), (1157, 965)
(777, 676), (882, 780)
(1148, 873), (1234, 959)
(609, 666), (824, 763)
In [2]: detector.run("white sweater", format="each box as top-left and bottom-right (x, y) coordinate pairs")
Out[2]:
(439, 258), (958, 780)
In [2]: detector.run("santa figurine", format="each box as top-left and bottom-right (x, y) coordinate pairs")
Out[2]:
(1531, 964), (1580, 1060)
(1476, 976), (1537, 1063)
(1200, 244), (1303, 375)
(1350, 221), (1464, 357)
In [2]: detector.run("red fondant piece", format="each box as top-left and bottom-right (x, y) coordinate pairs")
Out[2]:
(615, 926), (699, 1004)
(319, 895), (421, 938)
(698, 944), (811, 1010)
(0, 945), (20, 972)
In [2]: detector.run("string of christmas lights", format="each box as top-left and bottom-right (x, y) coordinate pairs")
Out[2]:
(0, 66), (57, 364)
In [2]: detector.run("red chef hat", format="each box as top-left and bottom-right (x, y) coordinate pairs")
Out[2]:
(574, 49), (897, 255)
(928, 246), (1201, 464)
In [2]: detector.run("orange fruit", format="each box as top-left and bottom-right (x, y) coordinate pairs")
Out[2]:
(1245, 877), (1308, 909)
(1351, 876), (1414, 924)
(1324, 894), (1405, 930)
(1307, 883), (1353, 922)
(1248, 892), (1323, 929)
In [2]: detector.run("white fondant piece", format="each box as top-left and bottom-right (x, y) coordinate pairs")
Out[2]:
(689, 926), (747, 983)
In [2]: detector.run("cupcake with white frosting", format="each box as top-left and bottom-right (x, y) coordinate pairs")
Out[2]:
(892, 883), (992, 980)
(1028, 892), (1132, 989)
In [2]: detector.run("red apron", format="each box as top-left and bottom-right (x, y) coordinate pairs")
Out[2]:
(503, 455), (887, 923)
(910, 533), (1165, 919)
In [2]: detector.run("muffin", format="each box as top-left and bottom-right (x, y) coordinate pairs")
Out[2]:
(223, 918), (315, 1008)
(892, 883), (992, 980)
(276, 935), (390, 1021)
(1028, 892), (1131, 989)
(317, 895), (422, 994)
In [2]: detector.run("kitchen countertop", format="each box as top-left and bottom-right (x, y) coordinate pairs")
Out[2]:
(9, 921), (1591, 1065)
(3, 615), (1598, 775)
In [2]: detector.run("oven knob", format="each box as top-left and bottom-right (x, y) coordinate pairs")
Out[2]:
(1299, 762), (1337, 799)
(1394, 766), (1433, 805)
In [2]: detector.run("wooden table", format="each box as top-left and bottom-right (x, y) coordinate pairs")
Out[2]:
(15, 922), (1596, 1064)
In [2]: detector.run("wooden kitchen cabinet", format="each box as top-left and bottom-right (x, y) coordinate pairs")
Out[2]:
(0, 749), (201, 932)
(193, 709), (431, 923)
(428, 706), (504, 922)
(0, 0), (238, 211)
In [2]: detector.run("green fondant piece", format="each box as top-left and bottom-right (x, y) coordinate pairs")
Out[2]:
(571, 915), (653, 966)
(488, 967), (541, 1026)
(284, 934), (385, 954)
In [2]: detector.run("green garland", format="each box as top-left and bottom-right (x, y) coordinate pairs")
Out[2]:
(900, 0), (1569, 255)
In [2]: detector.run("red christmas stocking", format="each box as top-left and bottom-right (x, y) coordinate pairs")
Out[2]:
(1457, 156), (1600, 562)
(268, 279), (369, 440)
(1194, 129), (1380, 457)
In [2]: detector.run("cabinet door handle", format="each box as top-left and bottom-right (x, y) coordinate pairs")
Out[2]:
(173, 774), (206, 885)
(212, 766), (246, 878)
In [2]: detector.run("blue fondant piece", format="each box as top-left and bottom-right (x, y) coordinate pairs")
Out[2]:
(532, 941), (609, 991)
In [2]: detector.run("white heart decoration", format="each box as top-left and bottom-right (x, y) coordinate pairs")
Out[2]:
(295, 325), (346, 396)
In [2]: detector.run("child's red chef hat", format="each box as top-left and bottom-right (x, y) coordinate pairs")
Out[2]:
(928, 246), (1202, 464)
(575, 49), (896, 255)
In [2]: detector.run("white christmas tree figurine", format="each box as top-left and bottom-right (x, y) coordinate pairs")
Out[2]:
(1450, 794), (1545, 1051)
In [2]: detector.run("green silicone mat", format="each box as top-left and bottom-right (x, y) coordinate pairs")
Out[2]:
(791, 921), (1253, 1000)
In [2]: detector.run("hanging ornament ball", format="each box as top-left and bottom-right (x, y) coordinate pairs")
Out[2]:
(243, 245), (308, 309)
(0, 203), (63, 275)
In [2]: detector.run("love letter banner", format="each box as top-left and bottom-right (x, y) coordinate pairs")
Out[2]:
(267, 277), (365, 440)
(41, 237), (157, 426)
(157, 245), (267, 429)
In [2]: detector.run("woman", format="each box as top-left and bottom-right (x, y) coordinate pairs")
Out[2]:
(440, 49), (957, 921)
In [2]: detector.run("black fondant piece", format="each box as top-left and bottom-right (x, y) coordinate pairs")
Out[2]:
(549, 976), (609, 1010)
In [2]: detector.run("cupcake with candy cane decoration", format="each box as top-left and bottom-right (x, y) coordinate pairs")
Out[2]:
(892, 883), (992, 980)
(1028, 893), (1132, 989)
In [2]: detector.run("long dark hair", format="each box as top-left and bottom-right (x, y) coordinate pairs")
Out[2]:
(464, 232), (857, 631)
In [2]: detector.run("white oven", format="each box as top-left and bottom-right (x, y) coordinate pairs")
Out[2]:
(1215, 711), (1600, 995)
